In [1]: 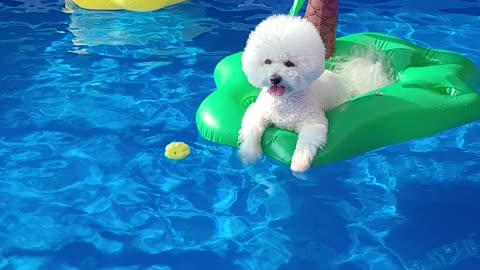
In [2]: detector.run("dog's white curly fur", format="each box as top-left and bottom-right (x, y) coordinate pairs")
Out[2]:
(238, 14), (392, 173)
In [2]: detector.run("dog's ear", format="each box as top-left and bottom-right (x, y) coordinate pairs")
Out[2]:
(241, 47), (264, 88)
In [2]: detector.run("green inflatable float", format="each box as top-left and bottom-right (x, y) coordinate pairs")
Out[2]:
(196, 2), (480, 168)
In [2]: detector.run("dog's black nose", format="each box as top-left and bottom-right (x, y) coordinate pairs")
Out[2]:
(270, 74), (282, 85)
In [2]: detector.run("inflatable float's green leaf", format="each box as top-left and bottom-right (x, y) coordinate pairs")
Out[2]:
(289, 0), (307, 16)
(196, 32), (480, 167)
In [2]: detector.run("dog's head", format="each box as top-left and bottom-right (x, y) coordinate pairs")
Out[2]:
(241, 14), (326, 97)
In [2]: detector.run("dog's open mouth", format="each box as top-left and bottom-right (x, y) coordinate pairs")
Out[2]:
(267, 85), (286, 96)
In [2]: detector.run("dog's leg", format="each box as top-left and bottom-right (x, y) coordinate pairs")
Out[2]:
(238, 104), (268, 164)
(291, 122), (328, 173)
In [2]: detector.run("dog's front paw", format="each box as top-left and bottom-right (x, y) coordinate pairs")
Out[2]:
(238, 142), (263, 164)
(238, 128), (246, 144)
(290, 148), (314, 173)
(317, 136), (327, 150)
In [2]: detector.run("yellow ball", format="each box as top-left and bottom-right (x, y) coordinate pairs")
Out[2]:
(165, 142), (190, 160)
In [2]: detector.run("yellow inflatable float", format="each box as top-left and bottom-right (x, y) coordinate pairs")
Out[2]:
(70, 0), (186, 12)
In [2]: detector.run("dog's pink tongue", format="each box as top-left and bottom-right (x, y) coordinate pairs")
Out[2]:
(268, 86), (286, 96)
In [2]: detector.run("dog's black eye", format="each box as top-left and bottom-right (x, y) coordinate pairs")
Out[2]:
(284, 60), (295, 67)
(264, 59), (272, 64)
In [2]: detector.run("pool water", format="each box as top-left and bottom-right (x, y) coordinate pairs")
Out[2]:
(1, 0), (480, 269)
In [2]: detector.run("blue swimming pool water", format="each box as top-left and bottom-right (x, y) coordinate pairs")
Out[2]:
(1, 0), (480, 269)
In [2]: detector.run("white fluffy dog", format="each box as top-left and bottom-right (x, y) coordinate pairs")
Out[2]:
(238, 14), (392, 173)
